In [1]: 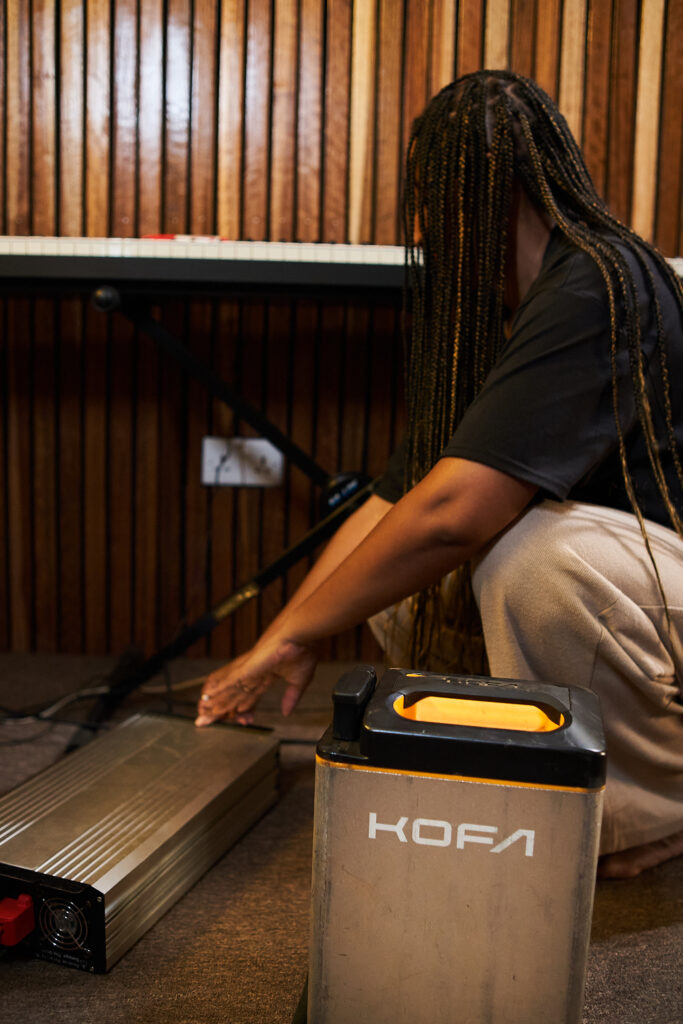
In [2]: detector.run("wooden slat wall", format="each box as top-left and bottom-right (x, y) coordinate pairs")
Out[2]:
(1, 0), (682, 661)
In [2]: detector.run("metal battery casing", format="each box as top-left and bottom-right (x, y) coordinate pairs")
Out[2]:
(309, 668), (606, 1024)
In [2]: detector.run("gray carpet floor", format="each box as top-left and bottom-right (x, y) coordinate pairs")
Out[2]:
(0, 653), (681, 1023)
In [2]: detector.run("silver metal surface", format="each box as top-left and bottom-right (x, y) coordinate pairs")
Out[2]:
(0, 714), (278, 970)
(309, 758), (603, 1024)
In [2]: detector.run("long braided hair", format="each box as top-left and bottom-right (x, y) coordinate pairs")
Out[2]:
(402, 70), (683, 673)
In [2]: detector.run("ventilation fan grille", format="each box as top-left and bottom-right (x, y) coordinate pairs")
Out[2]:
(39, 898), (89, 951)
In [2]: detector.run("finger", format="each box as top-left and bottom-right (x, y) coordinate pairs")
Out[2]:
(201, 675), (269, 721)
(196, 689), (218, 719)
(281, 683), (303, 717)
(195, 713), (216, 727)
(197, 672), (249, 718)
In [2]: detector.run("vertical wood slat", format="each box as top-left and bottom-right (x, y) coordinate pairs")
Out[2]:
(157, 302), (187, 649)
(558, 0), (587, 147)
(216, 0), (245, 238)
(164, 0), (192, 233)
(85, 0), (110, 236)
(58, 299), (85, 652)
(533, 0), (561, 99)
(59, 0), (85, 236)
(333, 299), (372, 662)
(6, 301), (33, 650)
(606, 0), (639, 226)
(401, 1), (430, 185)
(107, 314), (135, 653)
(258, 299), (292, 630)
(296, 0), (324, 241)
(184, 301), (213, 655)
(83, 304), (108, 652)
(191, 0), (219, 235)
(133, 317), (161, 654)
(208, 300), (240, 654)
(509, 0), (536, 80)
(232, 299), (267, 643)
(654, 0), (683, 256)
(321, 0), (352, 242)
(32, 0), (57, 236)
(582, 0), (613, 197)
(112, 0), (138, 238)
(457, 0), (485, 76)
(375, 0), (404, 245)
(138, 0), (164, 235)
(6, 2), (31, 234)
(284, 300), (317, 607)
(32, 300), (58, 651)
(429, 0), (456, 96)
(631, 0), (666, 241)
(348, 0), (376, 244)
(271, 0), (298, 242)
(484, 0), (510, 70)
(243, 0), (272, 240)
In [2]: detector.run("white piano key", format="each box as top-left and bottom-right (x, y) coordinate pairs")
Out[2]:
(320, 243), (343, 263)
(301, 243), (321, 263)
(335, 244), (356, 263)
(220, 241), (236, 260)
(195, 240), (219, 260)
(268, 242), (286, 262)
(252, 240), (274, 260)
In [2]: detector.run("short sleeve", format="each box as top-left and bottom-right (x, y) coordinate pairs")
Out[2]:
(441, 275), (622, 499)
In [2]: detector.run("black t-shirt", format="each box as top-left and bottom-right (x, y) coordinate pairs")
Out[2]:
(376, 230), (683, 528)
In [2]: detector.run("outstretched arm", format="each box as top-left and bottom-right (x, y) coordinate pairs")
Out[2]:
(196, 458), (537, 724)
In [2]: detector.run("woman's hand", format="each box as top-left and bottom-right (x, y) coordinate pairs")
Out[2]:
(195, 637), (319, 726)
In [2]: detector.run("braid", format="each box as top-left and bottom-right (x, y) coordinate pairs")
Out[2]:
(402, 70), (683, 673)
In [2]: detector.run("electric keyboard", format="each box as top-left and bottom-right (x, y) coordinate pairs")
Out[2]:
(0, 236), (678, 295)
(0, 235), (407, 291)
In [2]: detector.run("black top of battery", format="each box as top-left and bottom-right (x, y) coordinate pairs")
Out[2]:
(317, 666), (607, 790)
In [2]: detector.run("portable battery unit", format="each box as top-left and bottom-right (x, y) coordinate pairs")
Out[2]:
(309, 666), (606, 1024)
(0, 713), (278, 972)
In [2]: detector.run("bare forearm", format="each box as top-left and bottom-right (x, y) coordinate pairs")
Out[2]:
(261, 493), (392, 640)
(274, 458), (537, 646)
(277, 495), (468, 644)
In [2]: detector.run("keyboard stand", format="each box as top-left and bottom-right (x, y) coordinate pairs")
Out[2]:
(79, 285), (374, 728)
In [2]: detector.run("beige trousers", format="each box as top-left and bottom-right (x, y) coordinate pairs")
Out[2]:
(368, 501), (683, 855)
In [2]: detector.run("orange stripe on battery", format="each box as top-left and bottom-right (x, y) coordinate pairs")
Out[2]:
(393, 695), (564, 732)
(315, 754), (603, 793)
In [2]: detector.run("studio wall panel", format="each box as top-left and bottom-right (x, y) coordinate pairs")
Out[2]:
(1, 0), (681, 661)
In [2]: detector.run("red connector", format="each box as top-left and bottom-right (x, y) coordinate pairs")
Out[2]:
(0, 894), (35, 946)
